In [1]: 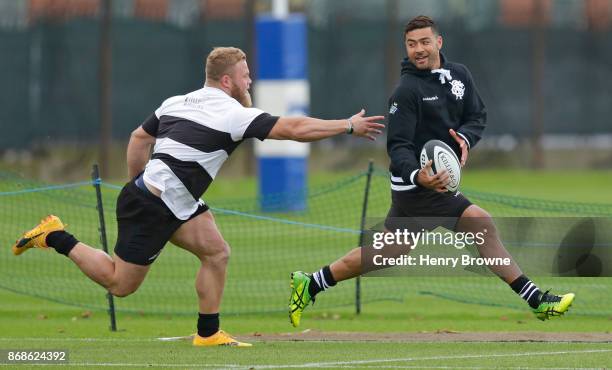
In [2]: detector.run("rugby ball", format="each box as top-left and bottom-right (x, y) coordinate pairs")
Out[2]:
(419, 140), (461, 193)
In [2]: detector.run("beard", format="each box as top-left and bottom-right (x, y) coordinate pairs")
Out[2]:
(411, 54), (434, 69)
(231, 84), (252, 107)
(411, 47), (440, 70)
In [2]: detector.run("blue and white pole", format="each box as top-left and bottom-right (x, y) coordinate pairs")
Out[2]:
(254, 1), (309, 212)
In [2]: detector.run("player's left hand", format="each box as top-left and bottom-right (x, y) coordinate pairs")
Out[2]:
(449, 129), (468, 167)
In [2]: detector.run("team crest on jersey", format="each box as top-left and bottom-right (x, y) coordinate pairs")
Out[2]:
(449, 80), (465, 100)
(389, 102), (398, 114)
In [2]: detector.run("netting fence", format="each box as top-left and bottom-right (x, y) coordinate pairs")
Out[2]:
(1, 166), (612, 319)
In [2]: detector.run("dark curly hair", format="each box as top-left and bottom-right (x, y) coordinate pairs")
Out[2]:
(404, 15), (439, 36)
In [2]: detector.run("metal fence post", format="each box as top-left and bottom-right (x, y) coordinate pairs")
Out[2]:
(356, 160), (374, 314)
(92, 164), (117, 331)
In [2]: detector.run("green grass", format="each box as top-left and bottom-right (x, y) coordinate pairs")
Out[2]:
(1, 289), (611, 368)
(1, 340), (611, 369)
(2, 169), (612, 368)
(4, 288), (611, 335)
(461, 169), (612, 203)
(202, 169), (612, 203)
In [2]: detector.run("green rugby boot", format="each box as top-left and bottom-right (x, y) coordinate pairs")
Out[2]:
(532, 291), (575, 321)
(289, 271), (314, 327)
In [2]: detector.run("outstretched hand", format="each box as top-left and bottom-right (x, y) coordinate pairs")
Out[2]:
(449, 129), (468, 167)
(349, 109), (385, 141)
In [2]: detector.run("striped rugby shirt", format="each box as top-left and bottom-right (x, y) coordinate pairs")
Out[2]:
(141, 86), (278, 220)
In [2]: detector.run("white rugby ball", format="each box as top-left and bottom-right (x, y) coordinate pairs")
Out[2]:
(419, 139), (461, 193)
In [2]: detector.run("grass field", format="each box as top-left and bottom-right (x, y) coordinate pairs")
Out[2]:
(1, 169), (612, 369)
(203, 169), (612, 203)
(1, 289), (611, 369)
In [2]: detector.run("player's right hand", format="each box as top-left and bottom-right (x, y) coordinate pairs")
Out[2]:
(417, 160), (450, 193)
(349, 109), (385, 141)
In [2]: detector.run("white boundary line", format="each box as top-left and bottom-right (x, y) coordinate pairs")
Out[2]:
(329, 367), (604, 370)
(0, 349), (609, 368)
(0, 337), (156, 343)
(0, 366), (605, 370)
(0, 364), (241, 368)
(254, 349), (612, 369)
(157, 335), (193, 341)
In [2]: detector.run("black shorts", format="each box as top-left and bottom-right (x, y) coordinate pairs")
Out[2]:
(384, 188), (472, 232)
(114, 179), (209, 265)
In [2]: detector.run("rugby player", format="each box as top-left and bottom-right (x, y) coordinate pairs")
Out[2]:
(289, 17), (574, 327)
(12, 47), (384, 347)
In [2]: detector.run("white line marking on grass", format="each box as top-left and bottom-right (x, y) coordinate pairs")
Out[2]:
(0, 350), (609, 369)
(0, 340), (610, 369)
(157, 335), (193, 341)
(253, 349), (612, 369)
(0, 364), (243, 369)
(0, 337), (157, 343)
(341, 366), (605, 370)
(0, 365), (603, 370)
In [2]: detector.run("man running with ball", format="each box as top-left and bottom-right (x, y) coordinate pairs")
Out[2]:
(289, 16), (574, 327)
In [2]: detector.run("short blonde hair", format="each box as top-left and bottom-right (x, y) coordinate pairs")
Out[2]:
(205, 47), (246, 82)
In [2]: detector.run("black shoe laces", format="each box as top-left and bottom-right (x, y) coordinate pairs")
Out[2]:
(291, 277), (315, 313)
(539, 290), (563, 318)
(540, 290), (562, 304)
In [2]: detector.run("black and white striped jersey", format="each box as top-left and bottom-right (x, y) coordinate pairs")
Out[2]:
(140, 86), (278, 220)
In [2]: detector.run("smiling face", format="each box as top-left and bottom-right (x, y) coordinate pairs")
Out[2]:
(405, 26), (443, 70)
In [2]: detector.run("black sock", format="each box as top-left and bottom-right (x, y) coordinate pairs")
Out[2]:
(308, 265), (337, 298)
(510, 275), (541, 309)
(197, 313), (219, 337)
(46, 230), (79, 256)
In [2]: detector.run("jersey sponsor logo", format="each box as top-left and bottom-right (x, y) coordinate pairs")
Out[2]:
(183, 96), (206, 110)
(449, 79), (465, 100)
(389, 102), (398, 114)
(422, 96), (439, 101)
